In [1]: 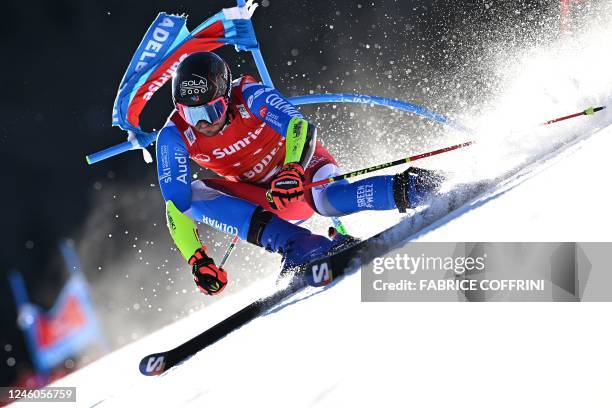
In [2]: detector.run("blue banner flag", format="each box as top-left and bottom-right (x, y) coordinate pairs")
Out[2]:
(111, 9), (259, 137)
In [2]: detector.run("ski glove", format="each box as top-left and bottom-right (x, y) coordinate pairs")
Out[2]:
(267, 163), (306, 210)
(188, 247), (228, 296)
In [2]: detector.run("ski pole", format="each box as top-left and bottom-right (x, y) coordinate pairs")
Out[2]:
(541, 106), (605, 126)
(303, 141), (475, 190)
(301, 105), (606, 190)
(218, 234), (240, 269)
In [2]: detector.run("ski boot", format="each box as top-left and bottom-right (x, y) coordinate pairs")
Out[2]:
(327, 226), (361, 255)
(392, 167), (446, 212)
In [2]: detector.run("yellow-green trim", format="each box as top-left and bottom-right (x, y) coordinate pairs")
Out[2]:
(166, 200), (202, 261)
(284, 117), (309, 165)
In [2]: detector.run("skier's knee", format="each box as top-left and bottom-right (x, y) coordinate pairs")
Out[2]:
(311, 184), (348, 217)
(246, 206), (274, 247)
(310, 163), (345, 217)
(246, 206), (316, 255)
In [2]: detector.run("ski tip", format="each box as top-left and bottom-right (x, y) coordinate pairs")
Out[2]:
(139, 353), (168, 376)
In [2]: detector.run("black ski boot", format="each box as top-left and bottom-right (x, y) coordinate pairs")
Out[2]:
(392, 167), (446, 212)
(327, 226), (361, 254)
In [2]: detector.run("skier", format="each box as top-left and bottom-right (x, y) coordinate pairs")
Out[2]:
(156, 51), (443, 296)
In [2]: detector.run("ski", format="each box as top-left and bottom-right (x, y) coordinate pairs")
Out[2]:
(138, 275), (308, 376)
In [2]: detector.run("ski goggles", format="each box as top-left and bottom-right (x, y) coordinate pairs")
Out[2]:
(176, 96), (229, 127)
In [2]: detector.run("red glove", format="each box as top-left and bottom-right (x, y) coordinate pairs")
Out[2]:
(267, 163), (305, 210)
(188, 247), (228, 296)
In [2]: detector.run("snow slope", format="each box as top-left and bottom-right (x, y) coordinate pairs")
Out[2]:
(26, 122), (612, 408)
(415, 122), (612, 241)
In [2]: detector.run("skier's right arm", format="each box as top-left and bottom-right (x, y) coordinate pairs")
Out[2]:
(156, 127), (228, 296)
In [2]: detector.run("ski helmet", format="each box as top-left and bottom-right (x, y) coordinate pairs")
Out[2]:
(172, 52), (232, 107)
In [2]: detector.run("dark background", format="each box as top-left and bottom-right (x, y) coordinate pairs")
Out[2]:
(0, 0), (563, 385)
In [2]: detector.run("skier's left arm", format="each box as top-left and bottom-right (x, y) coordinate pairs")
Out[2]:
(242, 84), (316, 209)
(156, 126), (228, 296)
